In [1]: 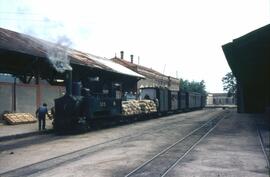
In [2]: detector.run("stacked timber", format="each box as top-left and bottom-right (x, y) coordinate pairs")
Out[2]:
(122, 100), (157, 116)
(3, 113), (37, 125)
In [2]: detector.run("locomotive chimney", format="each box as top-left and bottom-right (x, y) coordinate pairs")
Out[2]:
(130, 54), (134, 63)
(120, 51), (124, 59)
(65, 70), (72, 96)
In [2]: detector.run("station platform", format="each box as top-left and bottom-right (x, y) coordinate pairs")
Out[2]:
(0, 118), (53, 141)
(205, 104), (237, 109)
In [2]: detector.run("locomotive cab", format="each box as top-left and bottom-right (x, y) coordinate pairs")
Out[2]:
(80, 77), (122, 120)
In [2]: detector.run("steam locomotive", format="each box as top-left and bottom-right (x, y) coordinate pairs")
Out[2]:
(53, 71), (206, 132)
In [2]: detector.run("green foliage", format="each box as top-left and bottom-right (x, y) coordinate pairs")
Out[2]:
(179, 79), (207, 95)
(222, 72), (237, 97)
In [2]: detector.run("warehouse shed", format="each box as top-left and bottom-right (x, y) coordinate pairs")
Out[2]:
(222, 24), (270, 113)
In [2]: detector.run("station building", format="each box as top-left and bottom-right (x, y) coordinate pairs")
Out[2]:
(111, 52), (180, 93)
(0, 27), (181, 117)
(207, 93), (236, 105)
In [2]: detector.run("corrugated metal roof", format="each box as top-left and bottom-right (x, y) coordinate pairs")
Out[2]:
(86, 53), (144, 78)
(0, 27), (144, 78)
(111, 57), (168, 81)
(112, 57), (179, 84)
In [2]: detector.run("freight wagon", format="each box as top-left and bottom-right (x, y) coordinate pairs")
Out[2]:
(139, 87), (204, 113)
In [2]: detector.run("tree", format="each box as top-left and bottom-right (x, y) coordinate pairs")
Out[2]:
(222, 72), (237, 97)
(179, 79), (207, 95)
(179, 79), (189, 92)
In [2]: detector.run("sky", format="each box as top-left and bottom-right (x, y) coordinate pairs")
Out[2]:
(0, 0), (269, 92)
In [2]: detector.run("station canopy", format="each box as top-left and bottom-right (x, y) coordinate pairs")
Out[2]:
(0, 27), (144, 83)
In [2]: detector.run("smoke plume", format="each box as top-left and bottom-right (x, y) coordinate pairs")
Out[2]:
(46, 36), (72, 73)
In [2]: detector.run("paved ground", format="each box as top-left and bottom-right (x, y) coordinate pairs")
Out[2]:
(0, 109), (269, 177)
(0, 118), (53, 139)
(165, 112), (270, 177)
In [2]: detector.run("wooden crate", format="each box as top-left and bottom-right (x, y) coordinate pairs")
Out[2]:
(3, 113), (37, 125)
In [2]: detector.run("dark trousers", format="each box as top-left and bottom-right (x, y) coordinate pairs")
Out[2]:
(38, 118), (46, 131)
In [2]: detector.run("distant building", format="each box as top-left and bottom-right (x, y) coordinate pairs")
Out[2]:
(111, 52), (180, 92)
(207, 94), (214, 105)
(207, 93), (236, 105)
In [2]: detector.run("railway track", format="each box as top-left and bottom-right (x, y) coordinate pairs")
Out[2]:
(0, 109), (228, 177)
(0, 109), (216, 152)
(256, 123), (270, 169)
(124, 110), (231, 177)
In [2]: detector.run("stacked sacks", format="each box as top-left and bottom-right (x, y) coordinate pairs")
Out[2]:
(138, 100), (157, 113)
(122, 100), (142, 116)
(122, 100), (157, 116)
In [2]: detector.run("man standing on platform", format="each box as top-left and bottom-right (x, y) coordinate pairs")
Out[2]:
(36, 103), (49, 131)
